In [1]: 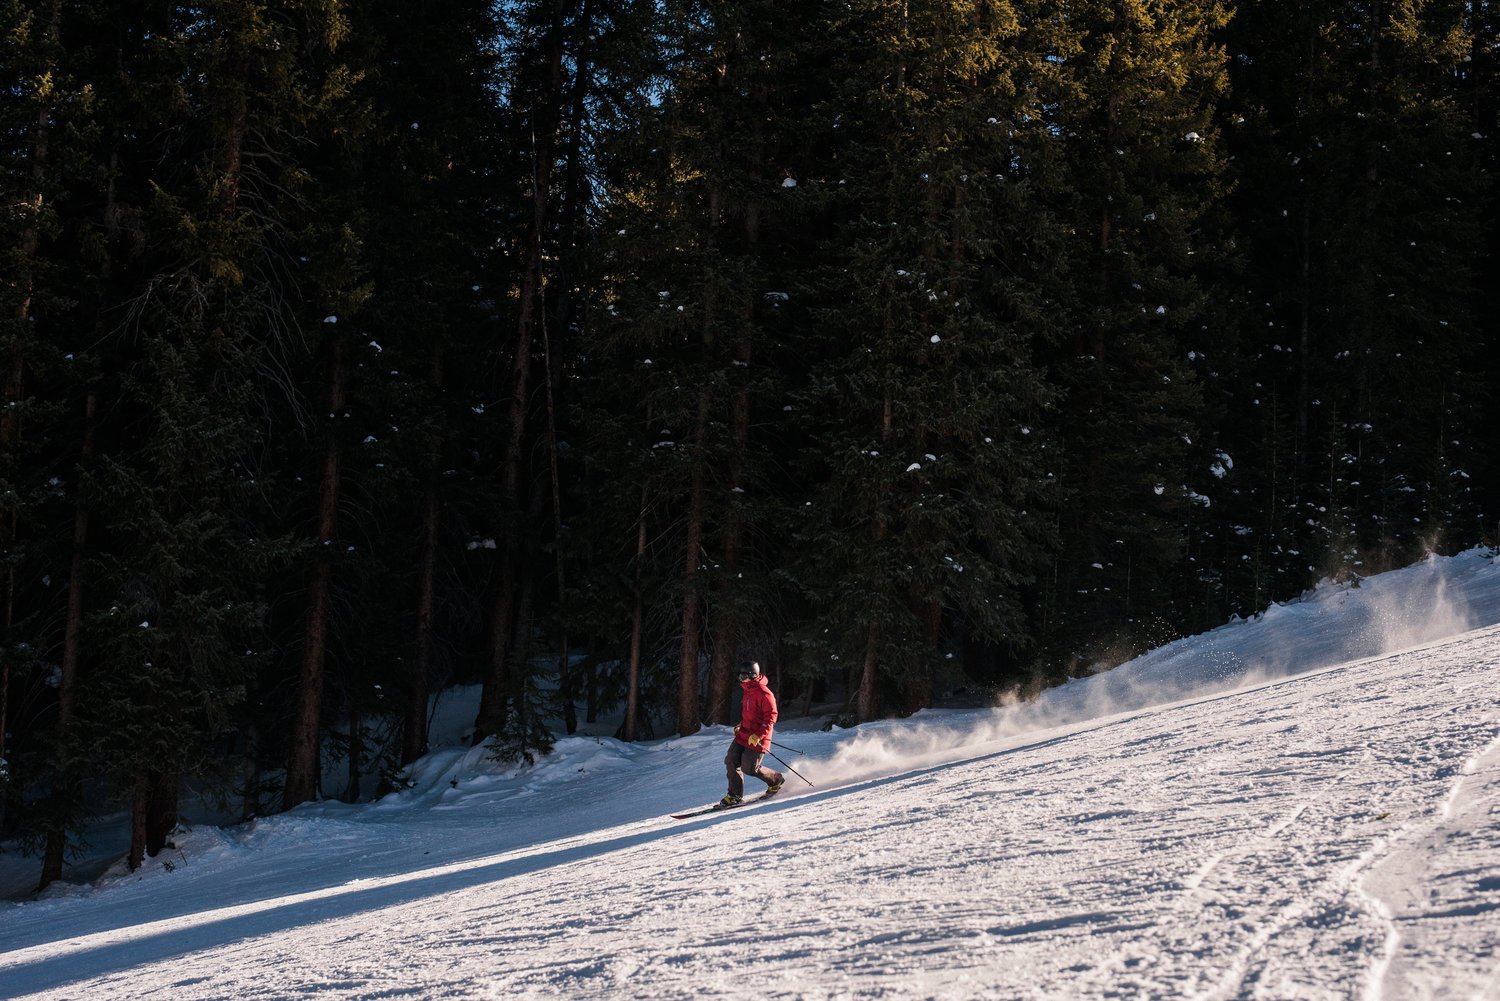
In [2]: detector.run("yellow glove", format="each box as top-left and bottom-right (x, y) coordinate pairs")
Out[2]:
(748, 734), (762, 748)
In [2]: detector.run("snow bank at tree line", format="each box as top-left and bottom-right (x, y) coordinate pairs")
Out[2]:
(2, 547), (1496, 906)
(328, 545), (1500, 815)
(797, 547), (1500, 790)
(324, 547), (1494, 814)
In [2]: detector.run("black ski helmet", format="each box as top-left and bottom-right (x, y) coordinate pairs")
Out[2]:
(737, 660), (761, 681)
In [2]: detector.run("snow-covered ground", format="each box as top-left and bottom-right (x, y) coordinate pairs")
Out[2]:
(2, 550), (1498, 999)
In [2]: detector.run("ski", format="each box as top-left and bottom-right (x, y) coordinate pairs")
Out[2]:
(669, 789), (782, 820)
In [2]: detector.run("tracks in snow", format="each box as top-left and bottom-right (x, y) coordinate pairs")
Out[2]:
(1359, 727), (1500, 1001)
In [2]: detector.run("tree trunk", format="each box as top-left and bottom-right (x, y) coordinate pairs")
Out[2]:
(128, 775), (148, 871)
(241, 723), (261, 821)
(584, 637), (599, 724)
(144, 770), (177, 858)
(553, 0), (593, 339)
(475, 567), (517, 743)
(56, 399), (94, 742)
(405, 479), (439, 763)
(509, 532), (541, 739)
(511, 574), (537, 736)
(38, 388), (96, 887)
(676, 132), (726, 737)
(345, 705), (362, 803)
(404, 339), (444, 766)
(479, 0), (572, 741)
(539, 273), (575, 735)
(705, 373), (751, 725)
(624, 479), (649, 742)
(39, 133), (119, 888)
(1296, 19), (1316, 446)
(285, 331), (346, 808)
(900, 599), (941, 715)
(676, 389), (710, 737)
(856, 395), (894, 723)
(705, 184), (759, 725)
(404, 465), (440, 763)
(1, 0), (63, 818)
(480, 469), (551, 745)
(857, 626), (880, 723)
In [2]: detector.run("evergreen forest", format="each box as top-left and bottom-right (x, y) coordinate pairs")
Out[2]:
(2, 0), (1496, 888)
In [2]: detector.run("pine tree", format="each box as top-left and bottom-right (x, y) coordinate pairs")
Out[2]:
(791, 0), (1060, 719)
(469, 0), (588, 755)
(1463, 2), (1500, 542)
(323, 0), (502, 773)
(0, 0), (126, 870)
(5, 0), (349, 841)
(583, 0), (822, 735)
(1224, 0), (1490, 591)
(0, 0), (73, 834)
(83, 285), (274, 864)
(472, 0), (569, 750)
(27, 0), (133, 884)
(270, 1), (388, 810)
(1030, 0), (1233, 668)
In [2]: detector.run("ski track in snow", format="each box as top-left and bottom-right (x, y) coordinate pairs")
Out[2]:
(1360, 720), (1500, 1001)
(2, 622), (1498, 1000)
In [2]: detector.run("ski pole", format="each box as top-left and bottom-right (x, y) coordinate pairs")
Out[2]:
(766, 749), (814, 787)
(769, 738), (806, 756)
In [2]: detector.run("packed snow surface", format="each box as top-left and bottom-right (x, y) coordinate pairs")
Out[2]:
(2, 550), (1499, 999)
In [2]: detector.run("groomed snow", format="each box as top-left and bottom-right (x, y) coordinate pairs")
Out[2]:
(2, 550), (1498, 999)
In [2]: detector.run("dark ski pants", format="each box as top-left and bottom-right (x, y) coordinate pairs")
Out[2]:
(725, 741), (783, 799)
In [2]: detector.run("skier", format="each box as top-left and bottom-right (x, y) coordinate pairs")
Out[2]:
(721, 660), (785, 808)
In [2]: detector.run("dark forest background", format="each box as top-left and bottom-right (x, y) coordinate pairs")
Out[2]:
(2, 0), (1495, 887)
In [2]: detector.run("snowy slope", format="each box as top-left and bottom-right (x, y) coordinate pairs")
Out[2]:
(1, 550), (1498, 1000)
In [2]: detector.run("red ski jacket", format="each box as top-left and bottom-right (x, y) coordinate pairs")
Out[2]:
(734, 674), (778, 751)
